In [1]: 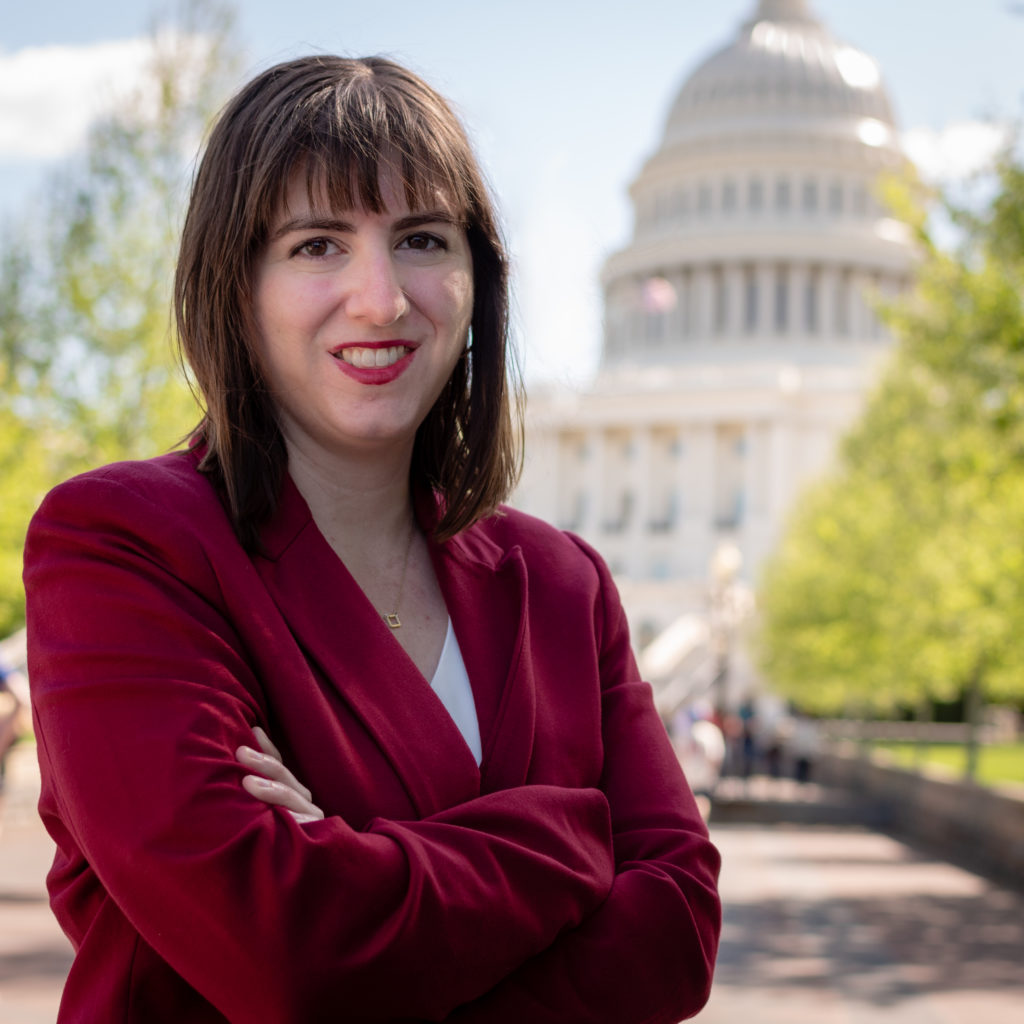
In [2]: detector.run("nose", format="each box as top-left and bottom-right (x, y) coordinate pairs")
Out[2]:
(343, 248), (409, 326)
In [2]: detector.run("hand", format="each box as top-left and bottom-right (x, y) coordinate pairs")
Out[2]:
(236, 726), (325, 825)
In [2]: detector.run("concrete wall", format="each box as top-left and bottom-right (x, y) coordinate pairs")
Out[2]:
(816, 749), (1024, 887)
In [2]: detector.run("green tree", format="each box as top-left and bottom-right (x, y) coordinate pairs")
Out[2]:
(0, 1), (240, 637)
(757, 147), (1024, 777)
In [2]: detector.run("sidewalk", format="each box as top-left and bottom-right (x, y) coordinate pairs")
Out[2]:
(0, 744), (70, 1024)
(697, 819), (1024, 1022)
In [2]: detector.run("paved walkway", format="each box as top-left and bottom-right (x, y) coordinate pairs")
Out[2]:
(695, 820), (1024, 1022)
(0, 745), (71, 1024)
(2, 748), (1023, 1023)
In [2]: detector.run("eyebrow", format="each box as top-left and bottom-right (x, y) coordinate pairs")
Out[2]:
(269, 211), (460, 242)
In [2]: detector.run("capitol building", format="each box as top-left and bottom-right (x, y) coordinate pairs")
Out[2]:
(514, 0), (916, 703)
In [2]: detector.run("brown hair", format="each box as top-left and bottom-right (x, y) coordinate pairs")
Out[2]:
(174, 55), (522, 548)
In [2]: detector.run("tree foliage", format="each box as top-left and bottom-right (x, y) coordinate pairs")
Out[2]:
(0, 1), (240, 636)
(757, 145), (1024, 731)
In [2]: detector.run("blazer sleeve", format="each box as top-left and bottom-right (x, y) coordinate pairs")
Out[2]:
(445, 537), (722, 1024)
(25, 472), (615, 1024)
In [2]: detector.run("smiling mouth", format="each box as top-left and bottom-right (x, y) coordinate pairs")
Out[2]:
(333, 345), (412, 369)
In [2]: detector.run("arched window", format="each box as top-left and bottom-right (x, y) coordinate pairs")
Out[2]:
(722, 179), (738, 214)
(774, 266), (789, 332)
(748, 178), (764, 212)
(713, 267), (728, 334)
(698, 182), (713, 216)
(802, 179), (818, 213)
(743, 266), (758, 333)
(828, 181), (843, 215)
(673, 188), (689, 221)
(805, 269), (820, 333)
(775, 178), (791, 212)
(836, 271), (851, 335)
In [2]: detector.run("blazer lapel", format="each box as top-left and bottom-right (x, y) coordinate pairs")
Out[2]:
(431, 526), (536, 795)
(255, 477), (481, 817)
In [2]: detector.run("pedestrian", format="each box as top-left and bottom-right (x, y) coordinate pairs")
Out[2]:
(0, 651), (29, 793)
(24, 55), (721, 1023)
(790, 711), (821, 784)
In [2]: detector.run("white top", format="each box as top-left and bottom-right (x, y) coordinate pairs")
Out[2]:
(428, 619), (482, 764)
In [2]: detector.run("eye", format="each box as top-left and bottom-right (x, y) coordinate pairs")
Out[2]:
(399, 232), (447, 252)
(293, 237), (338, 259)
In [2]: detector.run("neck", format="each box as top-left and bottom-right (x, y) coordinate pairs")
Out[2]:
(285, 439), (416, 554)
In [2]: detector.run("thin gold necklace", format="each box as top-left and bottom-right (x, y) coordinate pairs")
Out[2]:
(384, 519), (416, 630)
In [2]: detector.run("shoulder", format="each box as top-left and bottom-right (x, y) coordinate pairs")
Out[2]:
(459, 506), (632, 657)
(462, 505), (616, 594)
(34, 450), (220, 522)
(26, 450), (233, 563)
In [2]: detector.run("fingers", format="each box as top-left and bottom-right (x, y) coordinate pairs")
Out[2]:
(236, 740), (313, 802)
(251, 726), (282, 762)
(236, 732), (325, 824)
(240, 772), (324, 824)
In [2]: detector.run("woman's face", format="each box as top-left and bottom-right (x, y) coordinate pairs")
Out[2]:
(253, 169), (474, 470)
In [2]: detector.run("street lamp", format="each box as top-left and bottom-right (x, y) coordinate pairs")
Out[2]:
(708, 541), (743, 715)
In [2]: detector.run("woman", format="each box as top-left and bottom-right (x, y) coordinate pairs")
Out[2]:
(24, 56), (720, 1023)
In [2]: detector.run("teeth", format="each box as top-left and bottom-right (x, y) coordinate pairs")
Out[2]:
(336, 346), (408, 369)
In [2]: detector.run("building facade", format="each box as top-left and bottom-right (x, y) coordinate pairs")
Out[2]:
(515, 0), (916, 690)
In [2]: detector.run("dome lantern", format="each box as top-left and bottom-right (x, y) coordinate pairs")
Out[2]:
(747, 0), (817, 25)
(661, 0), (898, 153)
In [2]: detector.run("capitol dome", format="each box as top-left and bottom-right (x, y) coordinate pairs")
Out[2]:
(516, 0), (917, 675)
(664, 0), (898, 153)
(599, 0), (914, 372)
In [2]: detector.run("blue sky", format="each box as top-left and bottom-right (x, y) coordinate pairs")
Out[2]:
(2, 0), (1023, 383)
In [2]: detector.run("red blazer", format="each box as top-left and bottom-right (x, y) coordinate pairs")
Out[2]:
(24, 451), (720, 1023)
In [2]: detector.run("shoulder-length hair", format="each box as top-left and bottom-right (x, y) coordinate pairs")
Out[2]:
(174, 55), (522, 549)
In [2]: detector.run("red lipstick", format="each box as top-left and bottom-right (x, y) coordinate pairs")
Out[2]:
(330, 341), (417, 386)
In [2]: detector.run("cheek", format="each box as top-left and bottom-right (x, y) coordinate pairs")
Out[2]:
(256, 273), (325, 332)
(443, 269), (474, 333)
(252, 274), (288, 357)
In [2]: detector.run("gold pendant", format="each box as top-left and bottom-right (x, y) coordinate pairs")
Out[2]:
(385, 612), (402, 629)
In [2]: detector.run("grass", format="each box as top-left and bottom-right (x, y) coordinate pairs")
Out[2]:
(870, 741), (1024, 787)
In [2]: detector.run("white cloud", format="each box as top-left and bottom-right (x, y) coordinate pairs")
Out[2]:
(0, 38), (154, 160)
(902, 120), (1010, 184)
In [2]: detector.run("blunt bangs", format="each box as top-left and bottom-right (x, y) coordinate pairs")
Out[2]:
(250, 60), (481, 248)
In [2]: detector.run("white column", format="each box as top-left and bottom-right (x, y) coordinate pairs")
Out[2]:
(741, 423), (762, 521)
(581, 427), (605, 537)
(682, 423), (716, 578)
(672, 428), (687, 540)
(740, 421), (773, 576)
(690, 424), (716, 523)
(767, 419), (794, 523)
(628, 427), (653, 575)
